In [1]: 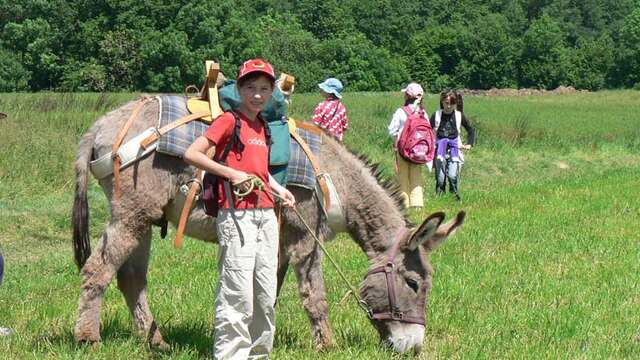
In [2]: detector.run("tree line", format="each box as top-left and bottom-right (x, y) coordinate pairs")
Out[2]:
(1, 0), (639, 93)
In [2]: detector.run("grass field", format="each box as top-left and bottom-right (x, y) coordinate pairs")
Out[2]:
(0, 90), (639, 359)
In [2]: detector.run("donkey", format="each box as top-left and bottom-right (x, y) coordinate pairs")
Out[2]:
(72, 97), (465, 354)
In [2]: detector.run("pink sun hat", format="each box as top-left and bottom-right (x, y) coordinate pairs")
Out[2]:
(401, 82), (424, 98)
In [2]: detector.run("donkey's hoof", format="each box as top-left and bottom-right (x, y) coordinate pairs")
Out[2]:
(75, 335), (102, 347)
(148, 325), (171, 352)
(151, 339), (171, 352)
(314, 336), (337, 352)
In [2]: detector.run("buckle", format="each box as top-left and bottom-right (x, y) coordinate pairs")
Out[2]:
(391, 309), (404, 320)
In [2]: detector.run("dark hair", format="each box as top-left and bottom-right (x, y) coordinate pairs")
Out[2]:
(237, 71), (275, 89)
(439, 89), (459, 110)
(404, 98), (417, 106)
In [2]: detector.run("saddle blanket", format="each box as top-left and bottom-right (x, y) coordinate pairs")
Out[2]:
(155, 94), (319, 188)
(157, 95), (209, 157)
(287, 127), (321, 189)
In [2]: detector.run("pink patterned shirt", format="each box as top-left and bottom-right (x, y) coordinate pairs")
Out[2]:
(311, 99), (348, 141)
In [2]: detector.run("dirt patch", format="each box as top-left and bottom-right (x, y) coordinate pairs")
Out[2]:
(457, 86), (588, 97)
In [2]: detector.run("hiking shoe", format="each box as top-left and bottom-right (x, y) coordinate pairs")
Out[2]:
(0, 327), (14, 337)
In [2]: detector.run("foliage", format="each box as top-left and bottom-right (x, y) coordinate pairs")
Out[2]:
(0, 47), (30, 91)
(0, 0), (638, 92)
(518, 14), (571, 89)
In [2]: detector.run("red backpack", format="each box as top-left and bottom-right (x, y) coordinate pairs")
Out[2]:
(396, 106), (435, 164)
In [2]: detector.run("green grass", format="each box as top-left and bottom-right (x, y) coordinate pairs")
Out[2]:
(1, 91), (639, 359)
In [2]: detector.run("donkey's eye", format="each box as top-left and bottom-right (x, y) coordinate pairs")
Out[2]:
(405, 278), (419, 292)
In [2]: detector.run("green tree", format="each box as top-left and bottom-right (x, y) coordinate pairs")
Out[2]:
(616, 7), (640, 87)
(567, 34), (614, 90)
(98, 30), (143, 90)
(2, 18), (62, 90)
(252, 14), (324, 92)
(0, 47), (30, 91)
(138, 29), (194, 92)
(315, 33), (408, 91)
(457, 13), (518, 89)
(519, 14), (571, 88)
(293, 0), (355, 40)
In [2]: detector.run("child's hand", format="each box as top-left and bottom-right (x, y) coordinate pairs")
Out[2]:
(277, 188), (296, 207)
(230, 171), (251, 193)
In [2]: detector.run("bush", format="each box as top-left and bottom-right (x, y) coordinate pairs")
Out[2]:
(0, 48), (31, 91)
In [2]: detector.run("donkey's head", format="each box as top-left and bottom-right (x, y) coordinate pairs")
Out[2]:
(360, 211), (465, 354)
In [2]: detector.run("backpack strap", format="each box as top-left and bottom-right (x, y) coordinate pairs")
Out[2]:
(401, 105), (414, 116)
(434, 110), (442, 130)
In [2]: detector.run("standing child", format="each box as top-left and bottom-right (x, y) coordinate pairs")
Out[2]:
(184, 58), (295, 360)
(430, 90), (475, 201)
(311, 78), (349, 141)
(388, 82), (429, 208)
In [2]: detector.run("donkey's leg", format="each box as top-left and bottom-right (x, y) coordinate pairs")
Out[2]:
(116, 225), (169, 350)
(276, 240), (290, 298)
(290, 239), (336, 350)
(74, 219), (143, 344)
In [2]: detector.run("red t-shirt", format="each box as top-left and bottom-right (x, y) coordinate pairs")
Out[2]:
(204, 111), (274, 209)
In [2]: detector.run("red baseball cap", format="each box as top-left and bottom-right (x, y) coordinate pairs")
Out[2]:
(237, 59), (275, 81)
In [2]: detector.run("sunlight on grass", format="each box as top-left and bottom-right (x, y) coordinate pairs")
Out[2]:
(1, 91), (639, 359)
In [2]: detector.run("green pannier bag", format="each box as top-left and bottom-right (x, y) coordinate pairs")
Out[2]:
(218, 80), (290, 185)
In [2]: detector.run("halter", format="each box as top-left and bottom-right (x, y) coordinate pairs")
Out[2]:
(364, 228), (426, 325)
(267, 189), (425, 325)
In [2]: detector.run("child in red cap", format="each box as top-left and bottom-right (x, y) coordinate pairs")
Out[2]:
(185, 58), (295, 359)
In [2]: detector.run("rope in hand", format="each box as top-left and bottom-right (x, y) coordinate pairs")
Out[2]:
(233, 175), (371, 317)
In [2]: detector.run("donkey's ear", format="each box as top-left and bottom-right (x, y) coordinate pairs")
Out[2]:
(423, 211), (466, 252)
(407, 212), (445, 251)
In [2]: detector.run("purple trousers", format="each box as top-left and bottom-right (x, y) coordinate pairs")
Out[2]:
(436, 138), (460, 160)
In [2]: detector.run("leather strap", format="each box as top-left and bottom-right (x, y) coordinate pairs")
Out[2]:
(112, 97), (150, 201)
(174, 111), (239, 248)
(289, 121), (330, 210)
(294, 120), (323, 136)
(140, 111), (211, 149)
(174, 148), (215, 248)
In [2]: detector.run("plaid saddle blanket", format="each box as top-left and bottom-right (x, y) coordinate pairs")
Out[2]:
(287, 127), (321, 189)
(156, 95), (209, 158)
(154, 94), (319, 188)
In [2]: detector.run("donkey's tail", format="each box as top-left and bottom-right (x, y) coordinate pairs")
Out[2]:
(73, 128), (96, 270)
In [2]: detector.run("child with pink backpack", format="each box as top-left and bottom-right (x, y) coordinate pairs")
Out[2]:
(387, 83), (435, 208)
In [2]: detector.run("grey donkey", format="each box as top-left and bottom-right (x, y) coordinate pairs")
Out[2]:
(72, 97), (465, 354)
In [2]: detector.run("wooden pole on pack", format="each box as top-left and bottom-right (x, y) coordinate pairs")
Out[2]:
(279, 73), (295, 92)
(174, 60), (224, 248)
(202, 61), (223, 119)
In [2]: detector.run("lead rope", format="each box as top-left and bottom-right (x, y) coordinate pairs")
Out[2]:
(233, 175), (372, 317)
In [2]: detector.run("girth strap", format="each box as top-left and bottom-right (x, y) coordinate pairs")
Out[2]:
(112, 97), (150, 201)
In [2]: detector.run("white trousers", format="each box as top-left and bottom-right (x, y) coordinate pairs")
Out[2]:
(213, 208), (279, 360)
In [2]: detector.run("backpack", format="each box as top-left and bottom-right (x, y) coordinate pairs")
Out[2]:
(396, 106), (435, 164)
(201, 111), (270, 217)
(218, 80), (290, 185)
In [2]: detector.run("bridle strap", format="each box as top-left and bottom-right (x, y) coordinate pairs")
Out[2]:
(365, 228), (426, 325)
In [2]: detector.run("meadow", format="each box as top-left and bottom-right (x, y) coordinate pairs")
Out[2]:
(0, 90), (639, 359)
